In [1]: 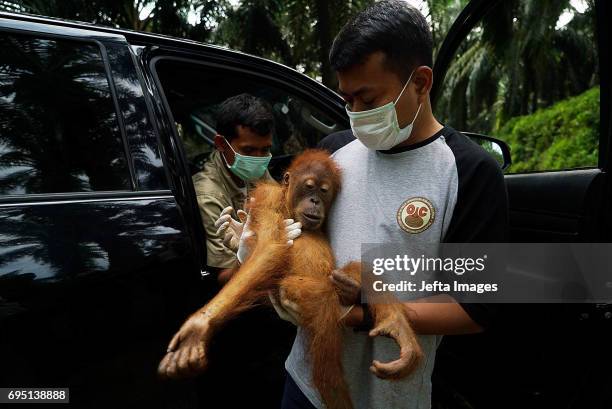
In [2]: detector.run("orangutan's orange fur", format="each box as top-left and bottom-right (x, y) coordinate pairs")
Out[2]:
(159, 150), (422, 409)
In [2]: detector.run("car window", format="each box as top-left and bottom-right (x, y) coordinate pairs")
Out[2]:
(435, 0), (599, 173)
(153, 59), (343, 175)
(0, 31), (131, 195)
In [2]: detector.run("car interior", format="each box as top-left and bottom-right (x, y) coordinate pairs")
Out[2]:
(153, 58), (344, 181)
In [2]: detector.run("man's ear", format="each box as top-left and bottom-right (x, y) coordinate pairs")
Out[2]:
(283, 172), (291, 186)
(414, 66), (433, 95)
(214, 134), (225, 151)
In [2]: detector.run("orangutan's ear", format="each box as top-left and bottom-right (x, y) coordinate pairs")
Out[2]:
(283, 172), (291, 186)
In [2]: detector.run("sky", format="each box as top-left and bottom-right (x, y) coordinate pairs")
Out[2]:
(557, 0), (588, 29)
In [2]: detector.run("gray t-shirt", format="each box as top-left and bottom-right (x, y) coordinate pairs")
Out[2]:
(285, 126), (508, 408)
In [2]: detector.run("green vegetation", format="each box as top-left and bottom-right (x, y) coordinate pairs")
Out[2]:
(437, 1), (598, 132)
(0, 1), (468, 88)
(434, 0), (599, 173)
(1, 1), (600, 172)
(496, 87), (599, 172)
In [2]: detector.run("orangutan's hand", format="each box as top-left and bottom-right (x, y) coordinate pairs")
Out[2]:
(368, 306), (423, 380)
(157, 311), (212, 379)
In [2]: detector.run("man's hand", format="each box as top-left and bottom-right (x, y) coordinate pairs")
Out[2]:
(157, 312), (212, 379)
(368, 306), (423, 380)
(214, 206), (247, 252)
(236, 213), (255, 264)
(283, 219), (303, 245)
(236, 217), (301, 263)
(215, 204), (302, 263)
(268, 289), (301, 326)
(330, 269), (361, 306)
(269, 288), (355, 326)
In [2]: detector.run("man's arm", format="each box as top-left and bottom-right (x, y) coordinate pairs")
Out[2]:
(210, 265), (239, 285)
(441, 131), (509, 331)
(342, 299), (482, 334)
(195, 193), (241, 283)
(331, 269), (483, 333)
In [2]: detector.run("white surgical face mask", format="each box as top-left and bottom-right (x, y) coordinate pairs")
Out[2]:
(345, 70), (423, 150)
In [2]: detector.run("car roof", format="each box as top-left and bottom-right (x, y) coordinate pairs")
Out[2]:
(1, 10), (233, 51)
(0, 11), (333, 91)
(0, 11), (346, 119)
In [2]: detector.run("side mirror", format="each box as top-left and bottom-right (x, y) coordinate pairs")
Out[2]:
(463, 132), (512, 171)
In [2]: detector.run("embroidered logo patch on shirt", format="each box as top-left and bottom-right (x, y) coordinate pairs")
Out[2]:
(397, 197), (435, 234)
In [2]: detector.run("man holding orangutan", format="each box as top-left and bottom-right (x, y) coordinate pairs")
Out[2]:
(273, 1), (508, 408)
(162, 1), (508, 408)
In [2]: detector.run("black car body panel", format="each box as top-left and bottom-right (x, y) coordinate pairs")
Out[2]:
(0, 13), (215, 408)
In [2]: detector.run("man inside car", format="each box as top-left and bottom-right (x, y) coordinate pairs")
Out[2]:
(193, 93), (277, 284)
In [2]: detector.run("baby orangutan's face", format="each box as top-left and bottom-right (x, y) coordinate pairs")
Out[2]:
(283, 162), (336, 231)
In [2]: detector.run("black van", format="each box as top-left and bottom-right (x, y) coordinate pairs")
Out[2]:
(0, 0), (610, 408)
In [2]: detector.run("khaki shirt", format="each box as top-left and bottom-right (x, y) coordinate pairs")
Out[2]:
(192, 150), (273, 269)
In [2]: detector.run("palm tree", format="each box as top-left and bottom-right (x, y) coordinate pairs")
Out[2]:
(214, 0), (297, 69)
(0, 0), (227, 43)
(214, 0), (373, 87)
(435, 0), (598, 134)
(427, 0), (470, 54)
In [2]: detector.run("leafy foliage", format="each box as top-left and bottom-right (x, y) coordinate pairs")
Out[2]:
(0, 0), (228, 40)
(436, 0), (598, 136)
(496, 87), (599, 172)
(214, 0), (374, 86)
(1, 0), (601, 172)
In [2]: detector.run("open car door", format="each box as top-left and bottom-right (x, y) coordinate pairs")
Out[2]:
(430, 0), (611, 408)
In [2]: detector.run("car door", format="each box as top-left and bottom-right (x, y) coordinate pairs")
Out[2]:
(0, 17), (210, 408)
(430, 0), (611, 408)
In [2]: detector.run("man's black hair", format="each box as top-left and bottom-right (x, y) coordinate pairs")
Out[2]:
(329, 0), (433, 82)
(216, 93), (274, 141)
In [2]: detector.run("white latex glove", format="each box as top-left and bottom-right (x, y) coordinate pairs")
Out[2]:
(236, 213), (255, 264)
(236, 217), (302, 263)
(214, 206), (247, 252)
(268, 288), (301, 326)
(215, 203), (302, 263)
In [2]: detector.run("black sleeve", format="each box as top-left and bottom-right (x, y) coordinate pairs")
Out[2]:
(443, 129), (510, 329)
(443, 131), (509, 243)
(317, 129), (355, 154)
